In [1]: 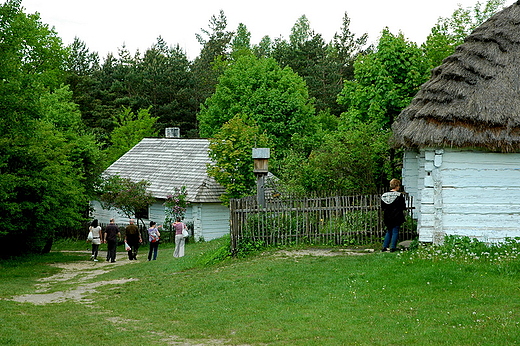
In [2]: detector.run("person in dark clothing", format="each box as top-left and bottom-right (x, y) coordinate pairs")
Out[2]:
(381, 178), (406, 252)
(125, 219), (142, 260)
(104, 218), (120, 262)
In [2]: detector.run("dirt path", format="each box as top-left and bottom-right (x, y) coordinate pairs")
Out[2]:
(5, 247), (376, 306)
(5, 248), (374, 345)
(4, 250), (257, 345)
(8, 250), (138, 305)
(8, 248), (375, 305)
(274, 248), (375, 258)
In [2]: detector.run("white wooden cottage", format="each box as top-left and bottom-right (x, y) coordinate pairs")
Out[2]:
(392, 1), (520, 244)
(91, 137), (229, 241)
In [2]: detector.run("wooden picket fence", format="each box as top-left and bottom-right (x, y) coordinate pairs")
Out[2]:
(229, 194), (416, 255)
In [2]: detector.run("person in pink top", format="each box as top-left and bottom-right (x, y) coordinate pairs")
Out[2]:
(173, 217), (187, 257)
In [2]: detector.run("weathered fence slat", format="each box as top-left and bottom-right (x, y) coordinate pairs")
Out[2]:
(230, 194), (415, 255)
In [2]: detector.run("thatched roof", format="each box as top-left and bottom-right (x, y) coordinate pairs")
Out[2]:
(392, 1), (520, 152)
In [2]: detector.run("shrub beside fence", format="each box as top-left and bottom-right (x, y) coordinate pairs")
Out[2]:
(229, 194), (416, 255)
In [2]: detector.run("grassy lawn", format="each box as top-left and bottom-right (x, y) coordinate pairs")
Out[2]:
(0, 237), (519, 345)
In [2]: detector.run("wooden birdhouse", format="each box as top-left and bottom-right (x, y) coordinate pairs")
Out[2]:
(252, 148), (270, 174)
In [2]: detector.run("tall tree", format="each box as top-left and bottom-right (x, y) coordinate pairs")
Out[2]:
(331, 12), (369, 85)
(423, 0), (505, 68)
(231, 23), (252, 57)
(64, 37), (102, 135)
(65, 37), (100, 75)
(289, 15), (314, 46)
(108, 44), (143, 110)
(192, 10), (234, 108)
(253, 35), (273, 58)
(137, 37), (198, 136)
(66, 36), (198, 140)
(337, 29), (429, 129)
(207, 116), (270, 204)
(272, 14), (367, 115)
(71, 50), (138, 142)
(197, 54), (315, 153)
(0, 0), (101, 256)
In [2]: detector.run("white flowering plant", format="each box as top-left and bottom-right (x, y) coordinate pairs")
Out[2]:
(401, 235), (520, 266)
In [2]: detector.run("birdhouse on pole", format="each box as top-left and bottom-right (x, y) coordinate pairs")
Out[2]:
(252, 148), (270, 208)
(252, 148), (269, 173)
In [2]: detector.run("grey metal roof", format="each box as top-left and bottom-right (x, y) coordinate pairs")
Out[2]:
(104, 138), (225, 203)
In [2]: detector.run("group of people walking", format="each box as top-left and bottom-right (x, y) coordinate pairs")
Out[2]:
(87, 217), (188, 262)
(87, 178), (406, 260)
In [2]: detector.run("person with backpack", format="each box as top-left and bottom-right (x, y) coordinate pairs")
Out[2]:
(147, 221), (161, 261)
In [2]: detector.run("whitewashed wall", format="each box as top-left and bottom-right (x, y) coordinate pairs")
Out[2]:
(90, 200), (128, 224)
(90, 200), (229, 241)
(402, 150), (420, 201)
(191, 203), (230, 241)
(404, 148), (520, 243)
(402, 149), (425, 238)
(202, 203), (231, 240)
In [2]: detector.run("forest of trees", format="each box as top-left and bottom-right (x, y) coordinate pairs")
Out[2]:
(0, 0), (506, 256)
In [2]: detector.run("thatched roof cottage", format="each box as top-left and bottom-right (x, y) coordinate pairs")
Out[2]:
(392, 1), (520, 243)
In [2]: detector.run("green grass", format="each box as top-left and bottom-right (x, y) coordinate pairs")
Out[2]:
(0, 237), (519, 345)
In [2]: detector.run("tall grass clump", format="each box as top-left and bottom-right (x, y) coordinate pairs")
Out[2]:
(195, 234), (232, 266)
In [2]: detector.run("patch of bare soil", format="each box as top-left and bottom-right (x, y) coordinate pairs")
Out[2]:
(157, 332), (250, 346)
(274, 248), (375, 258)
(7, 251), (138, 305)
(6, 248), (370, 345)
(7, 250), (254, 345)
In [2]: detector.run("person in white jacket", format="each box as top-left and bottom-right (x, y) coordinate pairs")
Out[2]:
(88, 219), (103, 261)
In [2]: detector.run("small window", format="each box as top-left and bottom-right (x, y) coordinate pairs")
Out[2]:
(135, 207), (149, 220)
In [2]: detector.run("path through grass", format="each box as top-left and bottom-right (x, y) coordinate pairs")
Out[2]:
(0, 238), (519, 345)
